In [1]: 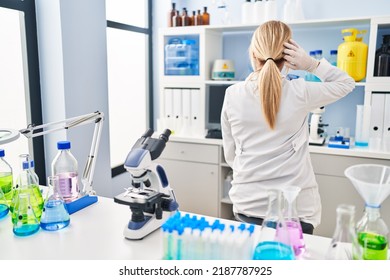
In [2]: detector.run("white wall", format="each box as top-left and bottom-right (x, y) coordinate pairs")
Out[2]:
(35, 0), (112, 197)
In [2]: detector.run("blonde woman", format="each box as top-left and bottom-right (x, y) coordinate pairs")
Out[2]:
(221, 21), (355, 234)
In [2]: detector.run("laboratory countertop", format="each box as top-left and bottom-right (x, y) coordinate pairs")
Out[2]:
(0, 196), (332, 260)
(168, 136), (390, 160)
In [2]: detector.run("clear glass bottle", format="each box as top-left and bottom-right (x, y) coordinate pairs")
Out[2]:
(10, 154), (44, 222)
(12, 192), (40, 237)
(357, 205), (388, 260)
(40, 175), (70, 231)
(282, 186), (305, 257)
(52, 141), (80, 201)
(252, 189), (295, 260)
(325, 204), (362, 260)
(0, 149), (13, 206)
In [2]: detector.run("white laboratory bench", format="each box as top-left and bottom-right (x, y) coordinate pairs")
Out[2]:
(0, 196), (332, 260)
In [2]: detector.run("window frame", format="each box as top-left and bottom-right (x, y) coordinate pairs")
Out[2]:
(0, 0), (45, 183)
(107, 0), (153, 177)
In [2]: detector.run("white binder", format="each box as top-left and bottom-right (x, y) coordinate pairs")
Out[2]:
(172, 88), (182, 135)
(181, 88), (192, 136)
(369, 93), (385, 138)
(163, 88), (174, 132)
(190, 88), (202, 137)
(383, 93), (390, 139)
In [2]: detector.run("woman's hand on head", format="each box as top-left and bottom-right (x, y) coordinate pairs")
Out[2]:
(283, 39), (319, 72)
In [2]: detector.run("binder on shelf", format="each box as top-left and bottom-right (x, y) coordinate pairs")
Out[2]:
(369, 93), (385, 138)
(163, 88), (174, 131)
(181, 88), (192, 135)
(190, 88), (202, 137)
(383, 94), (390, 152)
(173, 88), (183, 135)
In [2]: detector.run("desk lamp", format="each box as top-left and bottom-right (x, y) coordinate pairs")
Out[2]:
(0, 111), (104, 214)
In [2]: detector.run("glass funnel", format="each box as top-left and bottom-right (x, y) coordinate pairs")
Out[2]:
(345, 164), (390, 260)
(253, 189), (295, 260)
(281, 186), (305, 257)
(12, 193), (40, 237)
(40, 175), (70, 231)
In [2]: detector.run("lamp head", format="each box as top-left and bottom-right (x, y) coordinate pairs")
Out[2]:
(0, 128), (20, 144)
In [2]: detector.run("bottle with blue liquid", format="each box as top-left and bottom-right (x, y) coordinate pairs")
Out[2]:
(40, 175), (70, 231)
(253, 189), (295, 260)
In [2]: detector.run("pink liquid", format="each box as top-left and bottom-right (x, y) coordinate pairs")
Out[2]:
(286, 221), (305, 256)
(57, 172), (79, 201)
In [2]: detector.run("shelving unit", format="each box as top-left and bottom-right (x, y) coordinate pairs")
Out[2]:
(158, 16), (390, 236)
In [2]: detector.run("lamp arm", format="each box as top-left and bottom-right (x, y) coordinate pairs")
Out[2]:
(19, 111), (104, 196)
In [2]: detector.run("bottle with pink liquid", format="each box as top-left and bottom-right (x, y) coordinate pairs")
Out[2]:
(52, 141), (79, 202)
(280, 186), (306, 257)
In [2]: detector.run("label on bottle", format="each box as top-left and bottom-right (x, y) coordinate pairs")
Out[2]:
(57, 172), (79, 200)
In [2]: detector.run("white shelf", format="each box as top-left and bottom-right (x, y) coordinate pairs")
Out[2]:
(205, 80), (238, 85)
(221, 197), (232, 205)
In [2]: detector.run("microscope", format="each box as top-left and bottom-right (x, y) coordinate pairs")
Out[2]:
(309, 107), (328, 146)
(114, 128), (179, 240)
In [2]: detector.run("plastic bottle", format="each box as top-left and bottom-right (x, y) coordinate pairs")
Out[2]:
(0, 149), (13, 205)
(52, 141), (80, 201)
(374, 34), (390, 76)
(305, 51), (321, 82)
(241, 0), (253, 25)
(167, 2), (177, 27)
(329, 50), (338, 66)
(202, 7), (210, 25)
(254, 0), (266, 24)
(325, 204), (363, 260)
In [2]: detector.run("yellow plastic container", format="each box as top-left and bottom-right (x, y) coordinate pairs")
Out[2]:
(337, 28), (368, 82)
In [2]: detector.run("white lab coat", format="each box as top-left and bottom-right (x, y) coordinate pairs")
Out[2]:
(221, 58), (355, 227)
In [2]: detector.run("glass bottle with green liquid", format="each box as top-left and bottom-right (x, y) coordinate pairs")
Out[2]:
(0, 149), (13, 207)
(345, 164), (390, 260)
(10, 154), (44, 222)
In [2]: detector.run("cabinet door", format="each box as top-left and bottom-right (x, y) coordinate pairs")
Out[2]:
(157, 158), (219, 217)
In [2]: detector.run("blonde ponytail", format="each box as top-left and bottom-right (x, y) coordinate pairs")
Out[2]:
(249, 21), (292, 129)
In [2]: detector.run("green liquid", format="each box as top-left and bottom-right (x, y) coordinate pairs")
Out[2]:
(0, 173), (13, 205)
(10, 184), (44, 223)
(358, 232), (388, 260)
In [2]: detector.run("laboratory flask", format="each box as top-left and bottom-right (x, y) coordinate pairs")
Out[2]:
(281, 186), (305, 257)
(325, 204), (362, 260)
(40, 175), (70, 231)
(12, 193), (40, 236)
(0, 149), (13, 206)
(0, 187), (9, 219)
(253, 189), (295, 260)
(52, 141), (80, 201)
(10, 154), (44, 222)
(345, 164), (390, 260)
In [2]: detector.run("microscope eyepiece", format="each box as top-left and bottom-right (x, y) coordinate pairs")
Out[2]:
(159, 129), (171, 143)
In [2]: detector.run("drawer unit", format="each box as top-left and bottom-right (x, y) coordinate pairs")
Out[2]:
(161, 141), (219, 164)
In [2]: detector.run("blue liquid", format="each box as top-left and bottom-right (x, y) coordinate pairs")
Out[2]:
(13, 224), (40, 237)
(253, 241), (295, 260)
(0, 204), (9, 219)
(40, 200), (70, 231)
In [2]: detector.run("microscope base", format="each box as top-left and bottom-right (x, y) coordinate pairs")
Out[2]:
(309, 137), (325, 146)
(123, 211), (174, 240)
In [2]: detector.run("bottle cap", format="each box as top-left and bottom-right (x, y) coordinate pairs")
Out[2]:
(23, 161), (29, 170)
(57, 141), (71, 150)
(30, 160), (34, 168)
(309, 51), (316, 56)
(0, 149), (4, 157)
(330, 50), (338, 55)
